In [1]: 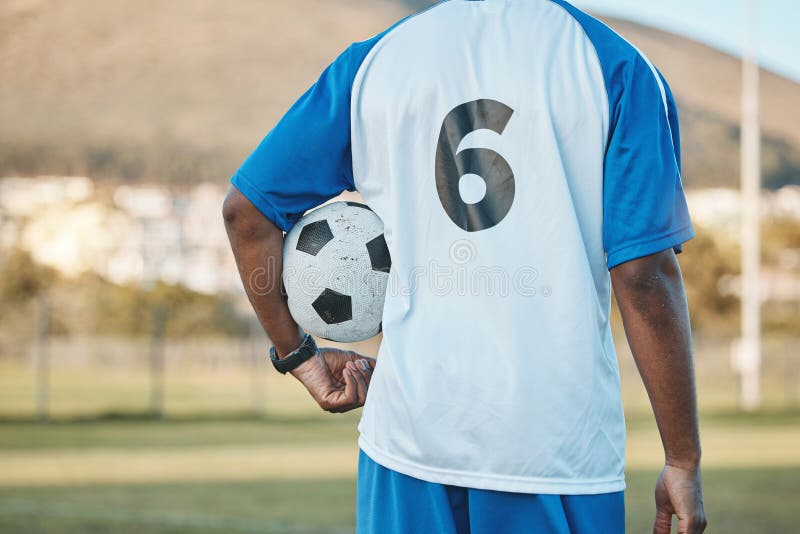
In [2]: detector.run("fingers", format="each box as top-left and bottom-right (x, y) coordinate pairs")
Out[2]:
(325, 366), (358, 413)
(343, 350), (375, 364)
(677, 511), (708, 534)
(308, 348), (376, 413)
(318, 349), (376, 385)
(347, 360), (371, 403)
(355, 358), (374, 377)
(695, 514), (708, 533)
(324, 361), (370, 413)
(653, 475), (673, 534)
(653, 466), (707, 534)
(654, 502), (707, 534)
(653, 508), (672, 534)
(696, 511), (708, 533)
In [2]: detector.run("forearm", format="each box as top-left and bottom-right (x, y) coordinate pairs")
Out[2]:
(223, 186), (303, 357)
(612, 250), (701, 468)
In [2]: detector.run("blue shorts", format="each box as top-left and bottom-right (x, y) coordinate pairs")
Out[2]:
(357, 451), (625, 534)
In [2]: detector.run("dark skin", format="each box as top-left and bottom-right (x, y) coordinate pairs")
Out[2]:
(612, 248), (707, 534)
(223, 187), (375, 412)
(223, 185), (706, 533)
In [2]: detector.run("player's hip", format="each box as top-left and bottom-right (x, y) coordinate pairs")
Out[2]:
(356, 449), (625, 534)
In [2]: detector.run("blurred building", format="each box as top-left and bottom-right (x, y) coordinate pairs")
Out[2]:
(686, 186), (800, 239)
(0, 176), (240, 294)
(1, 177), (798, 299)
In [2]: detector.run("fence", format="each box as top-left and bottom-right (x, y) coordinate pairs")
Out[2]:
(0, 299), (382, 420)
(0, 304), (797, 420)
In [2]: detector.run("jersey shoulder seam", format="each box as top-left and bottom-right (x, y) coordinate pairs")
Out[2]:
(545, 0), (614, 150)
(546, 0), (674, 150)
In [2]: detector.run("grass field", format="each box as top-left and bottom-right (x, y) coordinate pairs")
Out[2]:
(1, 357), (799, 533)
(0, 415), (799, 533)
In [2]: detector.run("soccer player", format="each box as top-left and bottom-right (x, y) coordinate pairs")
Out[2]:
(223, 1), (707, 532)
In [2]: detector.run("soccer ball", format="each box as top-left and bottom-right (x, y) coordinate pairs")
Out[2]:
(282, 201), (391, 342)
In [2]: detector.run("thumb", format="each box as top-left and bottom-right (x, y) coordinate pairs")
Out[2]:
(677, 513), (691, 534)
(653, 507), (673, 534)
(653, 479), (673, 534)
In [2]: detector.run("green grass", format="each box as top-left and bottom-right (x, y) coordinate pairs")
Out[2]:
(1, 358), (799, 532)
(0, 418), (798, 533)
(1, 468), (797, 534)
(627, 467), (800, 533)
(0, 416), (359, 451)
(0, 479), (357, 534)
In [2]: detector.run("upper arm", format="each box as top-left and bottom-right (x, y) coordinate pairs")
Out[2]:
(603, 54), (694, 270)
(610, 247), (689, 331)
(610, 248), (681, 290)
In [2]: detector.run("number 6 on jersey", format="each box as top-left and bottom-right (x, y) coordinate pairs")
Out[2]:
(435, 99), (516, 232)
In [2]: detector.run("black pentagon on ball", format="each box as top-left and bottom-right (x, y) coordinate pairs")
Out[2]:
(346, 201), (372, 211)
(366, 235), (391, 273)
(296, 220), (334, 256)
(312, 288), (353, 325)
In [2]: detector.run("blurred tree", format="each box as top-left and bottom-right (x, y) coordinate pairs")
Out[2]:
(146, 282), (249, 338)
(0, 248), (57, 302)
(761, 218), (800, 334)
(678, 227), (740, 333)
(3, 221), (797, 342)
(0, 249), (249, 340)
(762, 217), (800, 262)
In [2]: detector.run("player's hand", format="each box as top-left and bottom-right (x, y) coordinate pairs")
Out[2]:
(290, 348), (376, 413)
(653, 464), (707, 534)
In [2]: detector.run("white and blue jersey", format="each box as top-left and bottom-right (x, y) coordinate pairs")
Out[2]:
(233, 0), (693, 496)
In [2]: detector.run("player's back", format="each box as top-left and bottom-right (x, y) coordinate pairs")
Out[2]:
(354, 0), (690, 493)
(233, 0), (691, 494)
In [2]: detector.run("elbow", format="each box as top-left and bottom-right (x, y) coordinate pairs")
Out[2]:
(222, 186), (279, 240)
(222, 185), (253, 230)
(222, 187), (241, 229)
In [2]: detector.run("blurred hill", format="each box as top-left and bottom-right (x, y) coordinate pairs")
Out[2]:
(1, 0), (798, 188)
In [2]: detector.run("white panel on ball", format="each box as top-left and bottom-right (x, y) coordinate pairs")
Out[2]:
(282, 202), (390, 342)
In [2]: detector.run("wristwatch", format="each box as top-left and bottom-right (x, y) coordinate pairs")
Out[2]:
(269, 333), (318, 374)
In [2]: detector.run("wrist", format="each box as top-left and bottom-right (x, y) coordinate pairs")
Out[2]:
(269, 333), (318, 374)
(665, 451), (702, 471)
(273, 329), (305, 359)
(289, 352), (321, 380)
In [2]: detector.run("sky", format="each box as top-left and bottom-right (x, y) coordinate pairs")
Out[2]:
(570, 0), (800, 82)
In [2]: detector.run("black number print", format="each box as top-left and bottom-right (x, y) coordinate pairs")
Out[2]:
(435, 99), (515, 232)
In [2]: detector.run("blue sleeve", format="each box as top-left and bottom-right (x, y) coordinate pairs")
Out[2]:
(547, 0), (693, 269)
(231, 37), (382, 232)
(602, 55), (694, 269)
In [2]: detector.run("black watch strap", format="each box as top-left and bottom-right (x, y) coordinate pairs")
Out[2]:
(269, 334), (318, 374)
